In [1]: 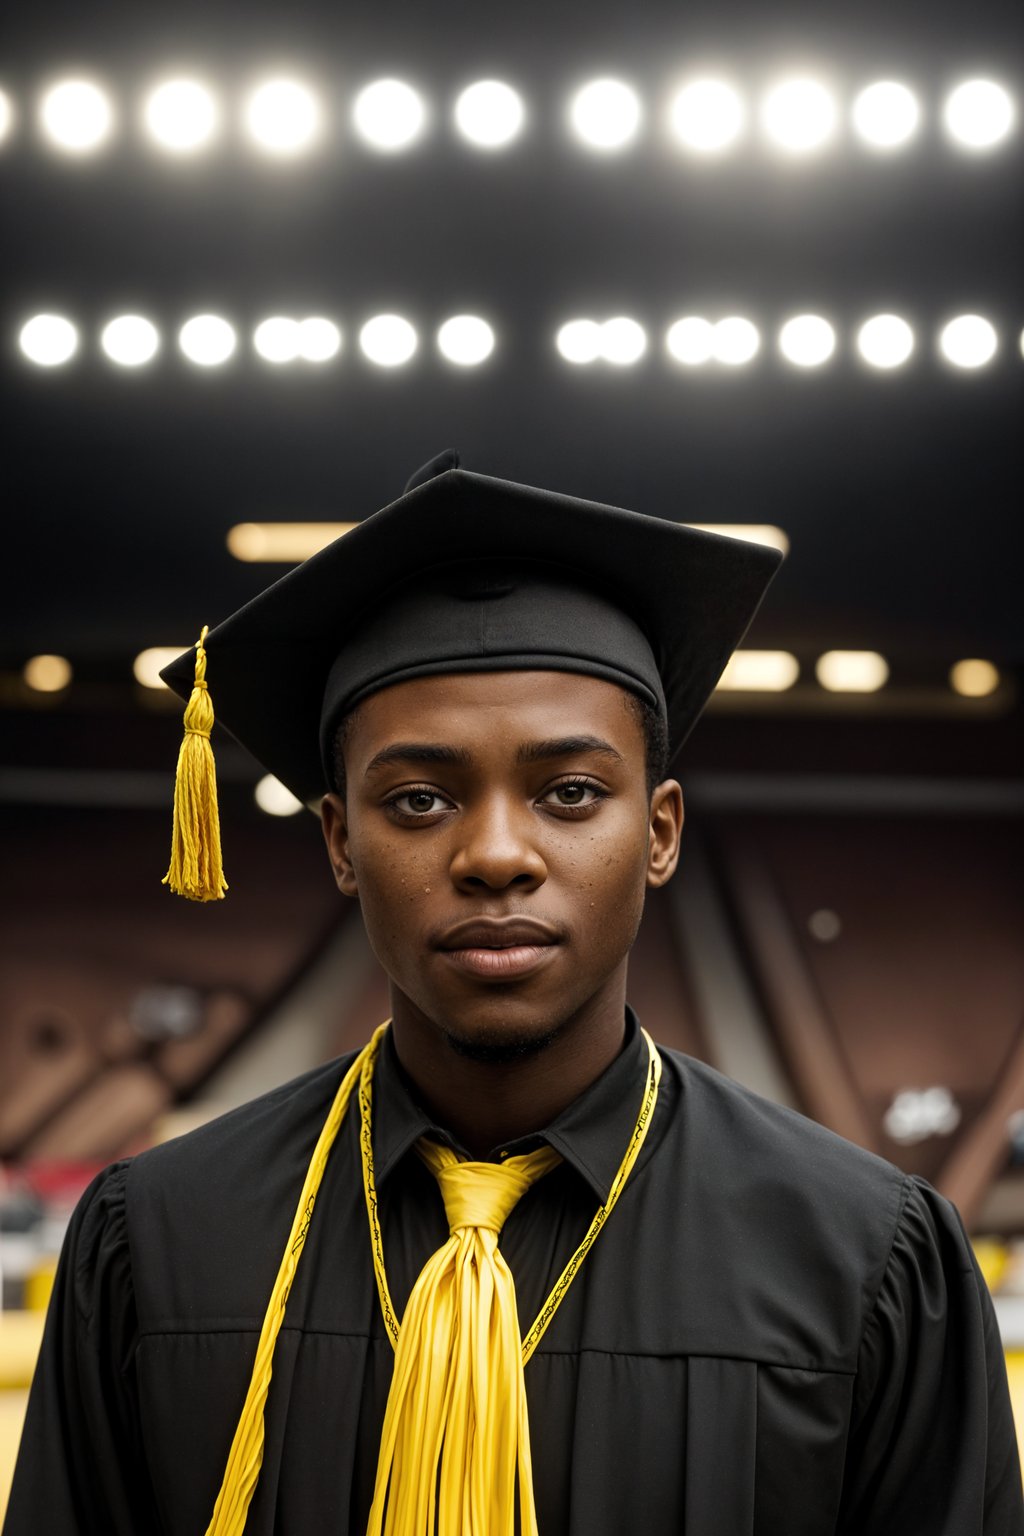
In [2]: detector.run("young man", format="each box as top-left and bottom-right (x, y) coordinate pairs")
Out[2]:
(6, 450), (1022, 1535)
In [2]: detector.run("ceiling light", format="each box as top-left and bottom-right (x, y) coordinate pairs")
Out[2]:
(851, 81), (920, 149)
(454, 80), (524, 148)
(244, 78), (321, 156)
(688, 523), (790, 556)
(24, 654), (72, 692)
(569, 78), (641, 151)
(716, 651), (799, 691)
(437, 315), (495, 365)
(857, 314), (914, 369)
(600, 316), (646, 365)
(944, 79), (1015, 150)
(254, 317), (301, 363)
(297, 317), (341, 362)
(711, 316), (760, 365)
(254, 774), (304, 816)
(39, 78), (114, 153)
(101, 315), (160, 367)
(949, 659), (1000, 698)
(778, 314), (836, 367)
(668, 79), (745, 153)
(179, 314), (237, 366)
(939, 314), (997, 369)
(762, 78), (837, 153)
(556, 319), (603, 364)
(666, 316), (715, 365)
(144, 79), (218, 153)
(815, 650), (889, 692)
(133, 648), (187, 689)
(0, 90), (14, 145)
(359, 314), (417, 366)
(19, 313), (79, 366)
(353, 78), (425, 150)
(227, 523), (357, 562)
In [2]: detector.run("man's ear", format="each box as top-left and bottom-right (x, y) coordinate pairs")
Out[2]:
(321, 792), (360, 897)
(646, 779), (684, 889)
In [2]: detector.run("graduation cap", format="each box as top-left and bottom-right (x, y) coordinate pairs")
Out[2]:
(159, 448), (784, 900)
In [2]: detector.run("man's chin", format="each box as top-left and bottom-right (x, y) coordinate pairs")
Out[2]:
(438, 1017), (563, 1065)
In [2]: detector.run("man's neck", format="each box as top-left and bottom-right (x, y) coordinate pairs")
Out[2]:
(388, 986), (630, 1160)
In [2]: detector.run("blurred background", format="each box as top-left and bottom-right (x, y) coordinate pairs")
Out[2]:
(1, 0), (1023, 1509)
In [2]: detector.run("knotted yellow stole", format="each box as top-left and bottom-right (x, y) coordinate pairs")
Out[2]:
(204, 1020), (662, 1535)
(366, 1138), (563, 1535)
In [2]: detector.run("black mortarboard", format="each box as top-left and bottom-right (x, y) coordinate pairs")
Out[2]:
(159, 449), (783, 898)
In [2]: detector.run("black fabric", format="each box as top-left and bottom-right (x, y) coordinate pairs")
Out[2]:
(318, 559), (667, 791)
(7, 1009), (1022, 1535)
(159, 462), (783, 804)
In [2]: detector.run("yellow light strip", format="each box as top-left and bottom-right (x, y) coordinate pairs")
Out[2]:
(687, 523), (790, 555)
(715, 650), (800, 691)
(227, 521), (358, 562)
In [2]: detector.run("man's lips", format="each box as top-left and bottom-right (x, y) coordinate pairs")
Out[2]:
(434, 917), (563, 981)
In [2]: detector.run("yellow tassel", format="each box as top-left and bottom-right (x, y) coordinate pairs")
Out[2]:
(162, 625), (228, 902)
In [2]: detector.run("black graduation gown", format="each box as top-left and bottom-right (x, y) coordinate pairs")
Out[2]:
(5, 1007), (1022, 1534)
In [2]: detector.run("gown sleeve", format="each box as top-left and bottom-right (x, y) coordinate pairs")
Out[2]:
(3, 1160), (160, 1534)
(838, 1173), (1024, 1535)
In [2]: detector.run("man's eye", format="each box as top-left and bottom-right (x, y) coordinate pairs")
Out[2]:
(543, 780), (603, 808)
(388, 789), (448, 816)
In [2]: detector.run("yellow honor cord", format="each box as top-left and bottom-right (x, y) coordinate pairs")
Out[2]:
(203, 1021), (662, 1535)
(162, 624), (228, 902)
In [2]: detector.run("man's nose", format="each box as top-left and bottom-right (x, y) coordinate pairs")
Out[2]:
(448, 796), (547, 891)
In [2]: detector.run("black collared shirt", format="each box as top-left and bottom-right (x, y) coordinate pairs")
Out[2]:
(6, 1008), (1022, 1534)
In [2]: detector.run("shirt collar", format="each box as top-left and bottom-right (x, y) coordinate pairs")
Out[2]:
(370, 1005), (651, 1203)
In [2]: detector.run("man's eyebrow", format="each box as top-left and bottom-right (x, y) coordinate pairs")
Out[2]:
(363, 743), (473, 776)
(362, 735), (625, 777)
(515, 735), (626, 766)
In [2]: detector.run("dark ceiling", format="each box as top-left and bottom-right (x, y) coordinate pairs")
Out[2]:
(3, 0), (1023, 671)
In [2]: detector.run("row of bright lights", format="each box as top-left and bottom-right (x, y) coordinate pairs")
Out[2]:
(17, 310), (1019, 371)
(0, 75), (1015, 157)
(22, 649), (1004, 699)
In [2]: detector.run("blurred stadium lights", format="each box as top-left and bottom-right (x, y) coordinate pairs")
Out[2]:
(228, 523), (357, 561)
(688, 524), (790, 555)
(436, 315), (496, 365)
(254, 774), (304, 816)
(133, 648), (185, 688)
(760, 77), (837, 154)
(143, 78), (220, 154)
(816, 650), (890, 692)
(851, 81), (920, 149)
(23, 655), (73, 692)
(358, 313), (418, 365)
(716, 651), (800, 691)
(950, 659), (1001, 697)
(39, 78), (114, 153)
(243, 77), (322, 156)
(939, 314), (998, 368)
(778, 314), (837, 367)
(668, 79), (746, 153)
(2, 73), (1016, 160)
(453, 80), (524, 148)
(18, 314), (78, 366)
(568, 78), (642, 150)
(352, 78), (426, 150)
(943, 78), (1015, 149)
(178, 314), (237, 365)
(101, 314), (160, 367)
(13, 309), (1017, 375)
(857, 314), (915, 369)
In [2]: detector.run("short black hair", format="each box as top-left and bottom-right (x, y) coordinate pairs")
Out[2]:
(330, 685), (668, 803)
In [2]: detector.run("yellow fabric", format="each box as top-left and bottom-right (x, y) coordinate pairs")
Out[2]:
(162, 624), (228, 902)
(365, 1139), (563, 1536)
(203, 1019), (662, 1535)
(203, 1028), (383, 1535)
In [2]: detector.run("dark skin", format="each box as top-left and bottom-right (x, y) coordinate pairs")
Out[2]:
(321, 670), (684, 1159)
